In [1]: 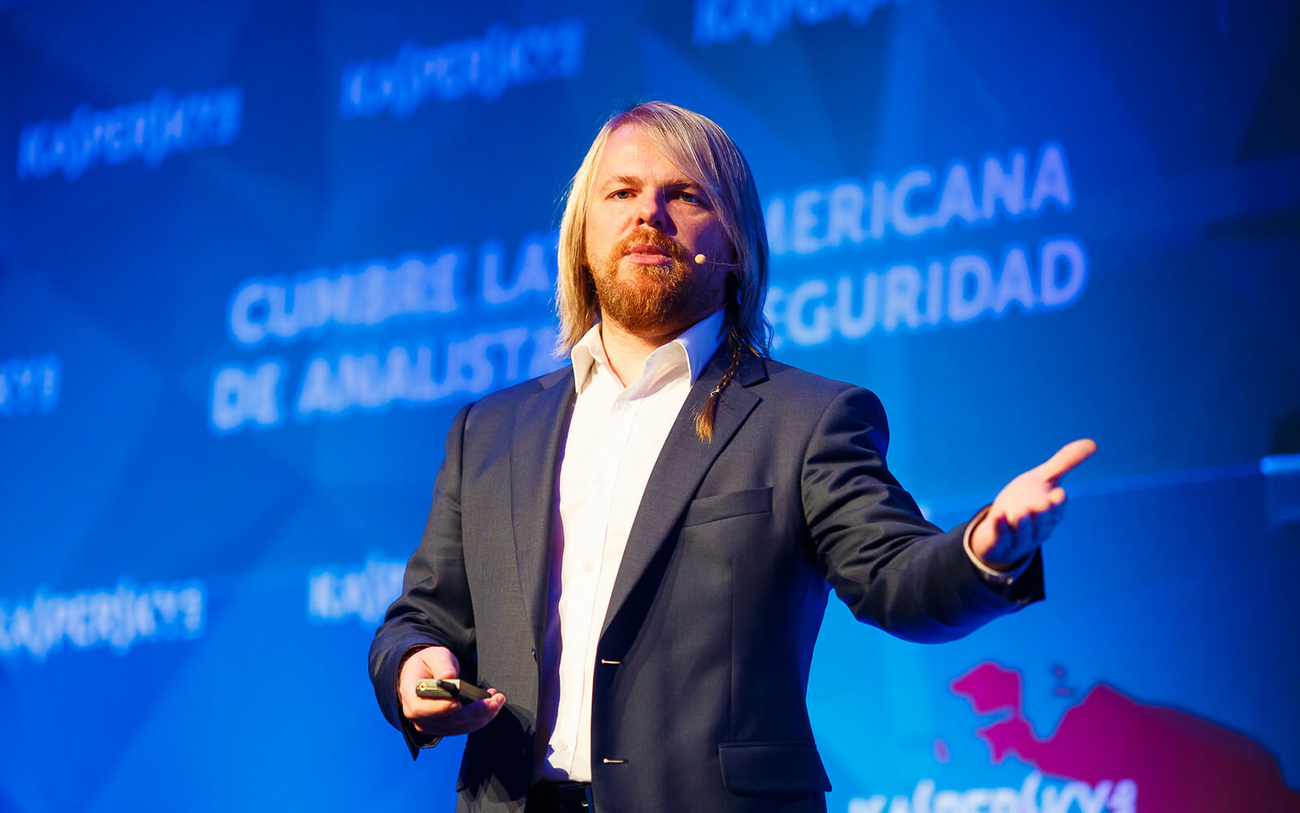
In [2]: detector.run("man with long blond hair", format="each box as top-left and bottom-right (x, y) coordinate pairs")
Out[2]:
(371, 101), (1094, 812)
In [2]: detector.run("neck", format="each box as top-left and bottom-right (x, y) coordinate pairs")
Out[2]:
(597, 317), (687, 387)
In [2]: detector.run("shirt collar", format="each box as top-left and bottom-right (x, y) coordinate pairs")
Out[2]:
(570, 309), (727, 395)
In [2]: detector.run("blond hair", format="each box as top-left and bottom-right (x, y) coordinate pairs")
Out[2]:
(555, 101), (772, 440)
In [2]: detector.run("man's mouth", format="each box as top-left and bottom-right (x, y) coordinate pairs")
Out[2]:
(623, 242), (674, 265)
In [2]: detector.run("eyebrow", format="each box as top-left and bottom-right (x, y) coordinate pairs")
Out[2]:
(599, 173), (700, 192)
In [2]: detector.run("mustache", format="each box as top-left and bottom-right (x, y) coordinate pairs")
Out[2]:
(613, 230), (688, 263)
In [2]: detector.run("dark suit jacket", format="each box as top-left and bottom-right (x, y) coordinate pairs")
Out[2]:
(370, 348), (1043, 812)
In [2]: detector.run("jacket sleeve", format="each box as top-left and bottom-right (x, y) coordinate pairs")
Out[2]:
(368, 402), (478, 757)
(802, 386), (1043, 643)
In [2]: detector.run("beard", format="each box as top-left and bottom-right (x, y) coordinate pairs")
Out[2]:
(589, 230), (719, 336)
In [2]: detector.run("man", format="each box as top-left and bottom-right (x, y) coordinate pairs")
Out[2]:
(369, 101), (1094, 812)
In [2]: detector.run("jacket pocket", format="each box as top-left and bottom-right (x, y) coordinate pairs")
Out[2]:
(717, 740), (832, 793)
(681, 487), (772, 527)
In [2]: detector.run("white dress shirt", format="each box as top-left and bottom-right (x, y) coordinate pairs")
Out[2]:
(535, 310), (726, 782)
(532, 310), (1025, 781)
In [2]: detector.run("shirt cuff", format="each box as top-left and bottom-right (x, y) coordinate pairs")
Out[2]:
(962, 506), (1033, 585)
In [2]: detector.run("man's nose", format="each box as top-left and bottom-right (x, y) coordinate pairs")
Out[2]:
(637, 193), (668, 229)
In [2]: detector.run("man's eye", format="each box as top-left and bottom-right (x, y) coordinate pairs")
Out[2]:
(678, 191), (700, 204)
(611, 190), (634, 200)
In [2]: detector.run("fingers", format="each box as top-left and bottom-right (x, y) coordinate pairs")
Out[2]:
(1006, 490), (1067, 542)
(1029, 506), (1054, 542)
(973, 511), (1032, 570)
(1038, 438), (1098, 483)
(1010, 510), (1037, 550)
(399, 646), (464, 721)
(994, 513), (1013, 549)
(979, 479), (1071, 570)
(1034, 488), (1067, 539)
(460, 692), (508, 729)
(1049, 487), (1067, 527)
(410, 692), (508, 737)
(399, 645), (507, 737)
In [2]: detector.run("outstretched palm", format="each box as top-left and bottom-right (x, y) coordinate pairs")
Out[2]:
(969, 439), (1098, 570)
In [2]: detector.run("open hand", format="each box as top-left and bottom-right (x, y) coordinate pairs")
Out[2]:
(969, 439), (1097, 570)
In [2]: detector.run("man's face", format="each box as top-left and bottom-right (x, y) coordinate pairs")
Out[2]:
(584, 124), (735, 337)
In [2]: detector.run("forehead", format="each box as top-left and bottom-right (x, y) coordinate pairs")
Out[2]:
(593, 124), (689, 183)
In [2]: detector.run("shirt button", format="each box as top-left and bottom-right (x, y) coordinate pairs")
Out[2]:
(582, 560), (595, 573)
(554, 739), (569, 752)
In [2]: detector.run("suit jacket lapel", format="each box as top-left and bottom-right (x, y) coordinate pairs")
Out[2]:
(510, 367), (576, 652)
(600, 351), (768, 637)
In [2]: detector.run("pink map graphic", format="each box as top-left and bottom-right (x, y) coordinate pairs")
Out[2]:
(950, 662), (1300, 812)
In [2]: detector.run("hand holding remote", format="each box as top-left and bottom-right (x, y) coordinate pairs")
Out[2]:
(398, 645), (506, 738)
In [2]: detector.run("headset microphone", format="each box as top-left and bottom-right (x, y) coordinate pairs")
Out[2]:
(695, 253), (740, 267)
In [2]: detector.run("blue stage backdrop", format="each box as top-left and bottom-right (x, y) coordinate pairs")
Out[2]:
(3, 1), (1300, 810)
